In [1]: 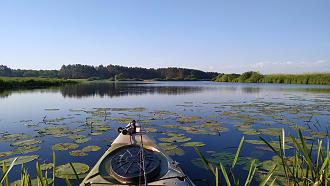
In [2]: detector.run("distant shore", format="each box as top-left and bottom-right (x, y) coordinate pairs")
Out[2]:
(214, 72), (330, 85)
(0, 77), (77, 88)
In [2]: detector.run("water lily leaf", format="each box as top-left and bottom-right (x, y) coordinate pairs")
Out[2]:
(0, 155), (39, 166)
(166, 148), (185, 156)
(38, 126), (72, 137)
(82, 145), (101, 153)
(159, 143), (177, 151)
(12, 145), (41, 154)
(55, 162), (89, 179)
(40, 163), (54, 170)
(177, 115), (202, 123)
(0, 133), (31, 142)
(74, 137), (91, 144)
(181, 142), (205, 147)
(52, 143), (79, 151)
(69, 150), (87, 157)
(10, 139), (42, 147)
(0, 151), (14, 158)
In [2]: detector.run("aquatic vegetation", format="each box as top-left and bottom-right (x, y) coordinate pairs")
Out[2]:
(40, 163), (54, 170)
(145, 127), (157, 133)
(0, 151), (13, 158)
(111, 117), (134, 124)
(10, 139), (42, 147)
(73, 137), (91, 144)
(44, 108), (60, 111)
(81, 145), (101, 152)
(258, 129), (330, 185)
(166, 147), (185, 156)
(177, 115), (202, 123)
(69, 150), (87, 157)
(158, 143), (177, 151)
(0, 133), (31, 142)
(55, 162), (90, 179)
(259, 128), (283, 136)
(12, 146), (41, 154)
(52, 143), (79, 151)
(181, 142), (205, 147)
(158, 134), (191, 143)
(11, 178), (53, 186)
(38, 126), (72, 137)
(0, 155), (39, 166)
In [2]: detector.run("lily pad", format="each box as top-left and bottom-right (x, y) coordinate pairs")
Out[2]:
(40, 163), (54, 170)
(166, 148), (185, 156)
(82, 145), (101, 153)
(177, 115), (202, 123)
(10, 139), (42, 147)
(0, 155), (39, 166)
(69, 150), (87, 157)
(159, 143), (177, 151)
(55, 162), (89, 179)
(181, 142), (205, 147)
(12, 145), (41, 154)
(0, 133), (31, 142)
(52, 143), (79, 151)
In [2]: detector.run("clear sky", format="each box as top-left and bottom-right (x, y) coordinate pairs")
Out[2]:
(0, 0), (329, 74)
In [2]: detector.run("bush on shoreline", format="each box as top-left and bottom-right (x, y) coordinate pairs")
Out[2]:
(215, 72), (330, 85)
(0, 77), (77, 88)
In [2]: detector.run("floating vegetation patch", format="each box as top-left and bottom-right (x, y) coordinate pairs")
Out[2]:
(10, 139), (42, 147)
(52, 143), (79, 151)
(259, 128), (283, 136)
(44, 108), (60, 111)
(158, 143), (177, 151)
(0, 155), (39, 166)
(0, 133), (31, 142)
(111, 117), (134, 124)
(69, 150), (87, 157)
(181, 142), (205, 147)
(38, 126), (72, 137)
(12, 145), (41, 154)
(166, 147), (185, 156)
(0, 151), (13, 158)
(177, 115), (202, 123)
(55, 162), (90, 179)
(73, 137), (91, 144)
(40, 163), (54, 170)
(158, 134), (191, 143)
(82, 145), (101, 153)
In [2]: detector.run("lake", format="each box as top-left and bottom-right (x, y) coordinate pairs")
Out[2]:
(1, 81), (330, 185)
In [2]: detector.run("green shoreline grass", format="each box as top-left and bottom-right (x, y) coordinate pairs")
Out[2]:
(215, 72), (330, 85)
(0, 77), (77, 88)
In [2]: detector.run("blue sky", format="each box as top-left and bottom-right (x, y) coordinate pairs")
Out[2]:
(0, 0), (329, 73)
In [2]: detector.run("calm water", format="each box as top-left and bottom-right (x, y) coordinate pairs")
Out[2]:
(1, 81), (330, 185)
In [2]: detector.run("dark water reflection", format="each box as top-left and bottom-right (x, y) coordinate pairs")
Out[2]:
(60, 82), (206, 98)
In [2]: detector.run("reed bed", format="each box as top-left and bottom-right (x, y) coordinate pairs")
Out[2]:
(0, 77), (77, 88)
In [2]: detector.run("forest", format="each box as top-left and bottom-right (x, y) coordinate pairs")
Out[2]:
(0, 64), (218, 81)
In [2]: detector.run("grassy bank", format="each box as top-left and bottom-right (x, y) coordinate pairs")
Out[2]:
(0, 77), (77, 88)
(215, 72), (330, 85)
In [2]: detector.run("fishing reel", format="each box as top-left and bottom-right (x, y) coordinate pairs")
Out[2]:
(118, 120), (137, 135)
(117, 127), (128, 135)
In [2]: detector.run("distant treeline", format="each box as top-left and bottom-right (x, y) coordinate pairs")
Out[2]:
(0, 77), (76, 88)
(0, 64), (218, 81)
(215, 71), (330, 85)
